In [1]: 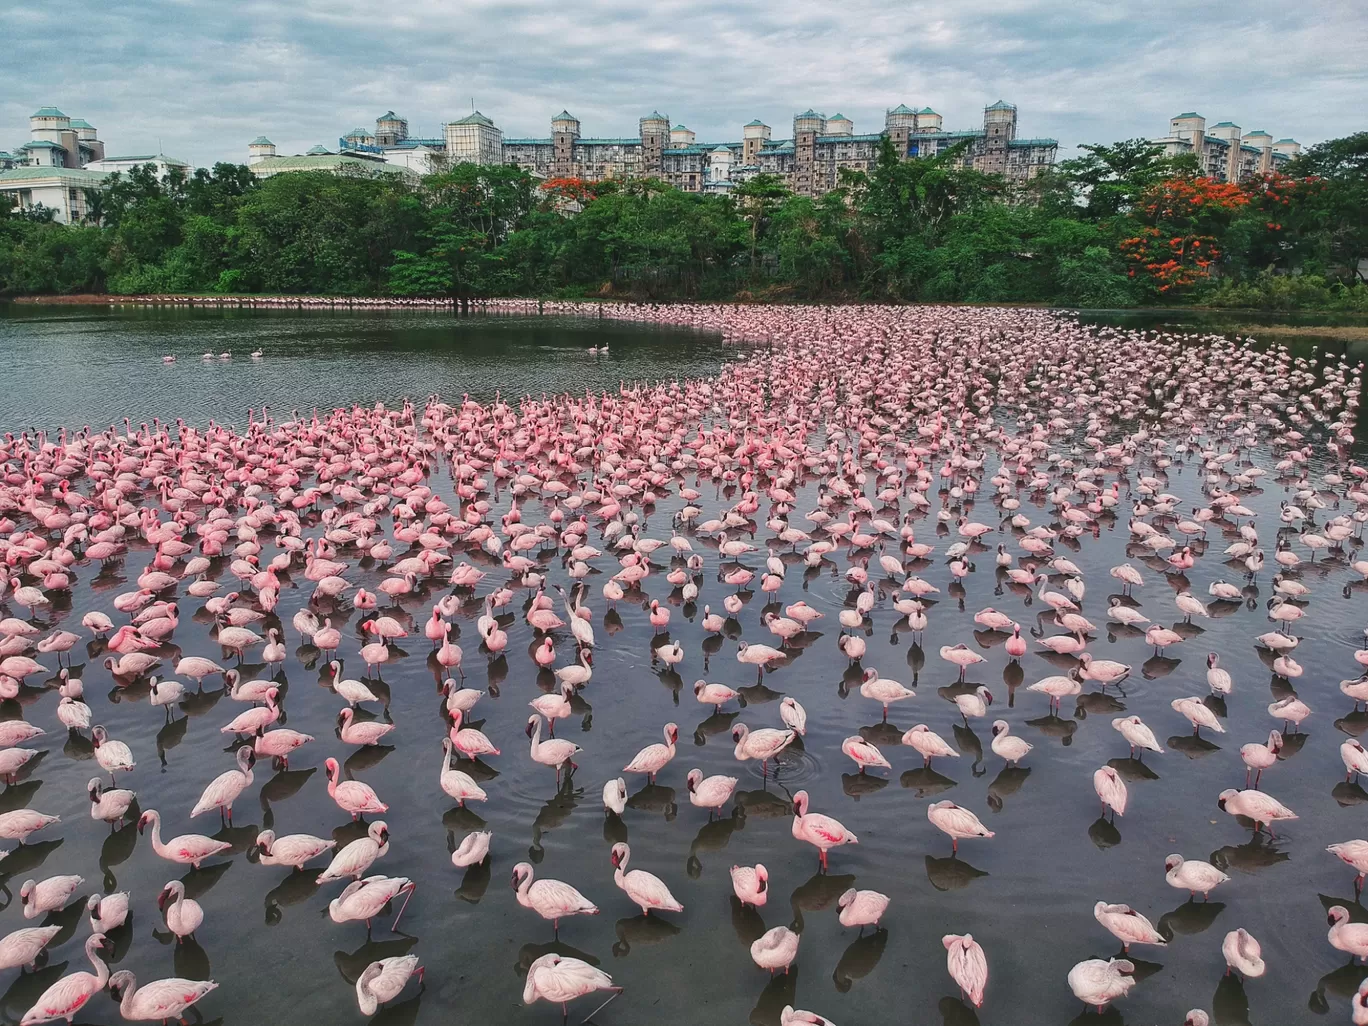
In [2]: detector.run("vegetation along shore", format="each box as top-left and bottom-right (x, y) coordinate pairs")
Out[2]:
(2, 132), (1365, 310)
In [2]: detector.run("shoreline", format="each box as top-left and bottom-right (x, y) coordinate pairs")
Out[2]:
(6, 294), (1368, 331)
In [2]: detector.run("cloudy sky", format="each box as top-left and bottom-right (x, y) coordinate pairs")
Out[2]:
(7, 0), (1365, 168)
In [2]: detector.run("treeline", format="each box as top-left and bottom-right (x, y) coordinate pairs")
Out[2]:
(2, 132), (1367, 309)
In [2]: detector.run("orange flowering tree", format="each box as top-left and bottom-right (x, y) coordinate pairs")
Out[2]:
(1117, 177), (1249, 295)
(539, 177), (608, 206)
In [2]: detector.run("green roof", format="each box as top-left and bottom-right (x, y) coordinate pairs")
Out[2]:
(1275, 138), (1297, 144)
(249, 154), (407, 175)
(345, 128), (374, 137)
(552, 111), (577, 122)
(306, 145), (331, 155)
(919, 107), (938, 115)
(452, 111), (495, 126)
(828, 113), (850, 122)
(887, 104), (915, 115)
(378, 111), (402, 121)
(100, 154), (191, 165)
(0, 166), (109, 185)
(1245, 129), (1271, 137)
(20, 140), (65, 149)
(643, 111), (667, 121)
(745, 119), (768, 127)
(68, 119), (94, 129)
(250, 136), (273, 146)
(1174, 112), (1201, 119)
(795, 109), (823, 119)
(31, 107), (66, 118)
(1211, 121), (1237, 128)
(672, 124), (688, 131)
(985, 100), (1015, 111)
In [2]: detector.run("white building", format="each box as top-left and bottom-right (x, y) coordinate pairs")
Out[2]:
(14, 108), (106, 169)
(444, 111), (503, 166)
(84, 153), (191, 178)
(1153, 112), (1300, 183)
(379, 144), (442, 175)
(705, 145), (735, 191)
(0, 165), (110, 223)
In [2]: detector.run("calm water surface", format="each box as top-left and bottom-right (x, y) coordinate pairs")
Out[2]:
(0, 305), (727, 432)
(0, 304), (1361, 1026)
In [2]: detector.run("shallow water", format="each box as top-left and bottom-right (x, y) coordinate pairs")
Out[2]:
(0, 305), (1361, 1026)
(0, 305), (726, 433)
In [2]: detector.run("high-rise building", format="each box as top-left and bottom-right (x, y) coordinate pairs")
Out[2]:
(1153, 112), (1300, 183)
(404, 99), (1059, 195)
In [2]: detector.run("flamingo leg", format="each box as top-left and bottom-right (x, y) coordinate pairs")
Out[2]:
(391, 882), (416, 932)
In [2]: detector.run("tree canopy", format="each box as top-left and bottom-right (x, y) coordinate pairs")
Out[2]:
(3, 131), (1367, 309)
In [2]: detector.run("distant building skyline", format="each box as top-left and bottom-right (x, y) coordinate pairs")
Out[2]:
(296, 100), (1058, 194)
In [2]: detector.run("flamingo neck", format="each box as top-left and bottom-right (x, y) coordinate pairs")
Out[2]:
(116, 977), (138, 1017)
(88, 942), (110, 987)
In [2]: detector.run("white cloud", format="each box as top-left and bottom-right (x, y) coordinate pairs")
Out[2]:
(4, 0), (1364, 168)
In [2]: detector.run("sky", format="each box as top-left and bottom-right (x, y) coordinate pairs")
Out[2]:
(6, 0), (1366, 169)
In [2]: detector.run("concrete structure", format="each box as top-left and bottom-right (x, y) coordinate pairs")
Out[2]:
(444, 111), (503, 166)
(375, 111), (408, 147)
(331, 113), (448, 175)
(13, 108), (105, 169)
(419, 100), (1057, 196)
(0, 165), (109, 222)
(248, 136), (276, 165)
(1153, 112), (1300, 182)
(84, 153), (191, 178)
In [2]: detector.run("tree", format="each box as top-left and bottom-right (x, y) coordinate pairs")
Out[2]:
(731, 174), (791, 277)
(1118, 177), (1249, 296)
(388, 163), (536, 300)
(1056, 139), (1199, 219)
(1289, 133), (1368, 281)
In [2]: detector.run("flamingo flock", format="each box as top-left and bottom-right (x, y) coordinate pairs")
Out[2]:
(0, 300), (1361, 1023)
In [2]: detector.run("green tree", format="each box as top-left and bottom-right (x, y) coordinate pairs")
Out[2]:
(1056, 138), (1199, 219)
(731, 174), (791, 277)
(1289, 133), (1368, 281)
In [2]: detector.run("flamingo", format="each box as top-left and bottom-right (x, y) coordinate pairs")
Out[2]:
(17, 932), (110, 1026)
(791, 790), (858, 869)
(610, 842), (683, 915)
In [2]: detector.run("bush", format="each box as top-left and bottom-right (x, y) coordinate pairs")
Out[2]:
(1202, 273), (1368, 311)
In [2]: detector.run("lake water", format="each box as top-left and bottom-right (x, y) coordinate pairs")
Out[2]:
(0, 305), (728, 433)
(0, 302), (1362, 1026)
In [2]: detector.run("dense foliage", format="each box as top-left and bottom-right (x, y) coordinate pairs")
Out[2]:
(2, 132), (1367, 308)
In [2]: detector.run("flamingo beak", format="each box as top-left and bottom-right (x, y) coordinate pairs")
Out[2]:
(157, 889), (170, 911)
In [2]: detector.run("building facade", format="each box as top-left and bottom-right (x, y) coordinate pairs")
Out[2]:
(84, 154), (191, 177)
(506, 101), (1053, 195)
(444, 112), (503, 166)
(0, 165), (109, 223)
(326, 102), (1057, 196)
(11, 108), (106, 169)
(1153, 113), (1300, 183)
